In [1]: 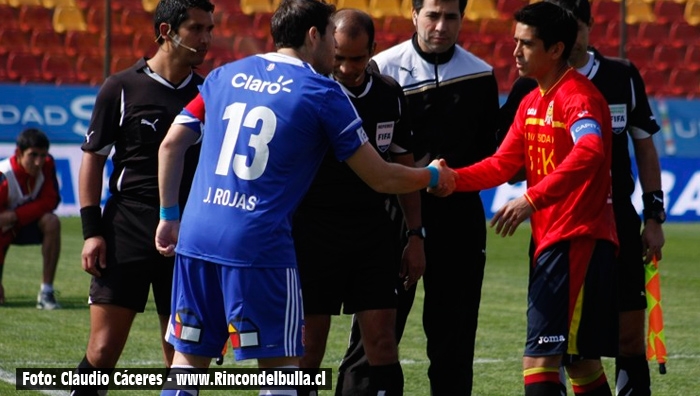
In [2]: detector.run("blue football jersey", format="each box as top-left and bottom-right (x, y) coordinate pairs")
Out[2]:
(175, 53), (366, 267)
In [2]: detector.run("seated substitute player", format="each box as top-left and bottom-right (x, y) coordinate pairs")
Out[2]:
(292, 8), (423, 396)
(498, 0), (666, 393)
(154, 1), (455, 395)
(0, 128), (61, 309)
(433, 3), (619, 395)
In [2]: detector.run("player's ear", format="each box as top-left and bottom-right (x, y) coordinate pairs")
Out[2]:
(156, 23), (171, 43)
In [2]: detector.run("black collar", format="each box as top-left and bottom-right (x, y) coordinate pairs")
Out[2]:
(411, 33), (456, 65)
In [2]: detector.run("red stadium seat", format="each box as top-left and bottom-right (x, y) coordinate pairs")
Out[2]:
(0, 28), (30, 56)
(478, 18), (514, 45)
(217, 12), (254, 38)
(668, 21), (700, 48)
(651, 45), (684, 72)
(232, 36), (266, 60)
(634, 22), (671, 47)
(6, 51), (42, 83)
(110, 55), (138, 74)
(86, 7), (121, 34)
(381, 15), (415, 43)
(29, 28), (64, 56)
(41, 53), (79, 84)
(132, 31), (158, 58)
(492, 40), (515, 68)
(0, 53), (8, 81)
(493, 64), (517, 93)
(639, 68), (668, 97)
(653, 0), (685, 25)
(465, 41), (494, 65)
(683, 44), (700, 71)
(251, 11), (273, 39)
(64, 30), (100, 56)
(0, 4), (21, 30)
(18, 4), (53, 32)
(624, 42), (654, 69)
(668, 69), (700, 97)
(369, 0), (403, 19)
(75, 53), (104, 85)
(119, 7), (152, 36)
(496, 0), (528, 17)
(591, 0), (620, 24)
(102, 31), (136, 58)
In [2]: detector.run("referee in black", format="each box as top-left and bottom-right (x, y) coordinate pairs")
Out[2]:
(72, 1), (215, 394)
(292, 8), (423, 396)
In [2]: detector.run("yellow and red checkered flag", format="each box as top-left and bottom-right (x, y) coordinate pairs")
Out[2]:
(645, 256), (667, 374)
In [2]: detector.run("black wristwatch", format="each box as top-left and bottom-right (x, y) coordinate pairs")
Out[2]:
(406, 227), (426, 239)
(643, 209), (667, 224)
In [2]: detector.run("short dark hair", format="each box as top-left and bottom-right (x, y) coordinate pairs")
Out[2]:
(412, 0), (467, 15)
(16, 128), (50, 151)
(271, 0), (336, 49)
(514, 2), (578, 61)
(154, 0), (215, 44)
(545, 0), (592, 25)
(332, 8), (375, 52)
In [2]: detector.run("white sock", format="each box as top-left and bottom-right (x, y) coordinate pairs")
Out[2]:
(41, 284), (53, 293)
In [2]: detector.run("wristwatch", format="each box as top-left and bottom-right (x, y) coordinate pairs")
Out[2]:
(643, 209), (667, 224)
(406, 227), (426, 239)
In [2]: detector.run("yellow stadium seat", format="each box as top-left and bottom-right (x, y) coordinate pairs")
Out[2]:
(369, 0), (403, 18)
(52, 5), (86, 33)
(142, 0), (157, 13)
(625, 0), (656, 24)
(240, 0), (273, 15)
(41, 0), (75, 8)
(7, 0), (41, 7)
(336, 0), (370, 12)
(400, 0), (413, 19)
(685, 0), (700, 25)
(465, 0), (501, 21)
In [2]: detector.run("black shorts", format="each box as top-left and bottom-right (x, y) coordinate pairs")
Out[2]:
(525, 239), (618, 359)
(294, 211), (399, 315)
(615, 205), (647, 311)
(12, 220), (43, 245)
(89, 197), (173, 314)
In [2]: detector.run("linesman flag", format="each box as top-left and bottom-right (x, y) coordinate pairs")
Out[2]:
(645, 256), (667, 374)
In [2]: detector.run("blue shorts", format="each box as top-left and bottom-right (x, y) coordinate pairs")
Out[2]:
(166, 255), (304, 361)
(525, 238), (618, 359)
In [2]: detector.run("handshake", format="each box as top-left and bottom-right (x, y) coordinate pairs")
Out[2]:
(427, 158), (458, 197)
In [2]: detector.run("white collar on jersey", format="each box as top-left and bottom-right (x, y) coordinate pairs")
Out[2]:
(576, 50), (599, 80)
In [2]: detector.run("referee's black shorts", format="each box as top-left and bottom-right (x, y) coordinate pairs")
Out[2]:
(294, 211), (399, 315)
(89, 197), (173, 315)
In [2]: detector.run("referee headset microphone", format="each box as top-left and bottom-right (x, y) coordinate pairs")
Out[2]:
(156, 24), (198, 53)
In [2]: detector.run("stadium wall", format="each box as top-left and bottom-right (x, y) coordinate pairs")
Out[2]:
(1, 84), (699, 221)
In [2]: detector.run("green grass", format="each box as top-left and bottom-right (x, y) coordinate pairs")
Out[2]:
(1, 218), (698, 395)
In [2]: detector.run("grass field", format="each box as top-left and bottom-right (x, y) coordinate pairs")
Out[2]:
(0, 218), (698, 395)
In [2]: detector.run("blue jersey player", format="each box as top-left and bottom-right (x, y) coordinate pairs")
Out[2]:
(155, 1), (456, 395)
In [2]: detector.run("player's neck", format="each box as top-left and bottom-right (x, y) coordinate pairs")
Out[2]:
(538, 62), (570, 94)
(147, 52), (193, 86)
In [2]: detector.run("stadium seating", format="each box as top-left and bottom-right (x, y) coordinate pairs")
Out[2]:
(591, 0), (620, 24)
(41, 0), (76, 8)
(400, 0), (413, 18)
(132, 31), (157, 59)
(466, 41), (495, 65)
(64, 30), (100, 56)
(6, 52), (42, 83)
(240, 0), (273, 15)
(668, 69), (700, 97)
(18, 4), (53, 32)
(0, 28), (30, 56)
(52, 5), (87, 32)
(465, 0), (501, 21)
(29, 28), (65, 56)
(668, 21), (700, 47)
(336, 0), (370, 12)
(381, 15), (415, 43)
(478, 18), (514, 45)
(654, 0), (686, 25)
(141, 0), (157, 12)
(492, 40), (515, 68)
(41, 53), (79, 84)
(251, 11), (273, 39)
(634, 21), (671, 47)
(217, 12), (255, 38)
(7, 0), (42, 6)
(369, 0), (403, 19)
(119, 7), (153, 36)
(624, 42), (654, 69)
(625, 0), (656, 24)
(685, 0), (700, 25)
(683, 44), (700, 71)
(496, 0), (528, 16)
(639, 68), (667, 97)
(0, 4), (20, 29)
(652, 46), (684, 72)
(75, 53), (104, 85)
